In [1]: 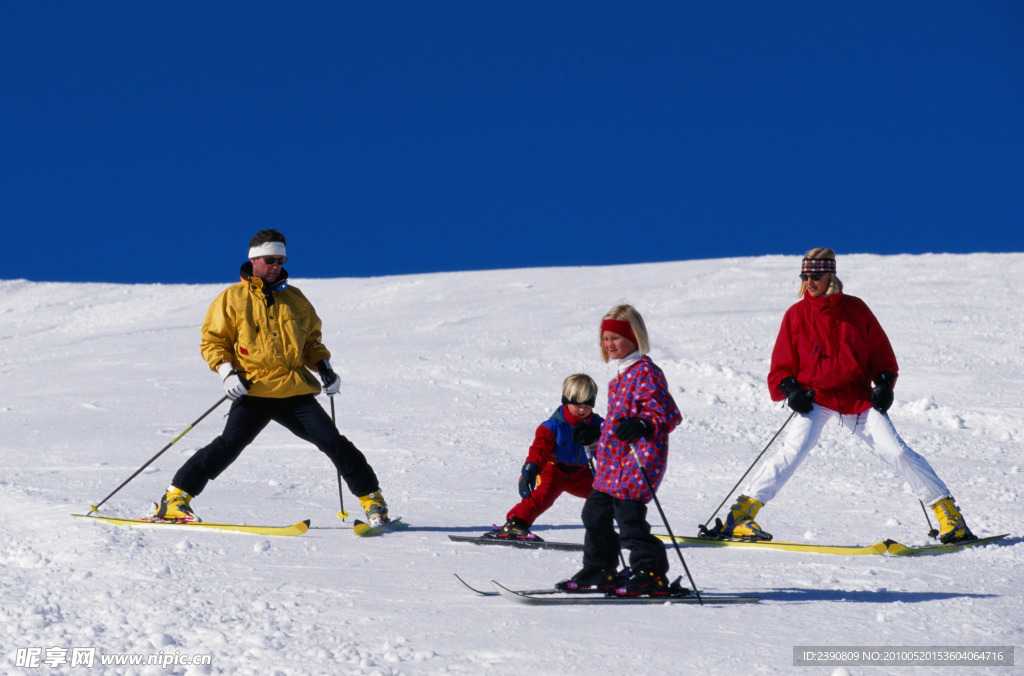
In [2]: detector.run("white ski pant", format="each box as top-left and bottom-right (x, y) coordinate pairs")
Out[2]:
(743, 405), (950, 507)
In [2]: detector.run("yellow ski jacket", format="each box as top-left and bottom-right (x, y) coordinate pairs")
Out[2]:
(200, 270), (329, 398)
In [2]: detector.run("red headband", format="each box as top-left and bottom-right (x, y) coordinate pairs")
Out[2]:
(601, 318), (638, 347)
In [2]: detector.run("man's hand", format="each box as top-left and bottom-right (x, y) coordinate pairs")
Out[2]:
(218, 362), (249, 400)
(317, 359), (341, 396)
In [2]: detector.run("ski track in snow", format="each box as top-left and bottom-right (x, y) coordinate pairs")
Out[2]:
(1, 253), (1022, 675)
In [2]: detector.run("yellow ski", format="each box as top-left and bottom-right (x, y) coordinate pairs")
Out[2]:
(353, 517), (404, 537)
(73, 513), (309, 536)
(656, 534), (888, 556)
(884, 533), (1009, 556)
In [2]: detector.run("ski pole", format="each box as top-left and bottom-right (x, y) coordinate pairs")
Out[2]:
(90, 395), (229, 513)
(699, 409), (797, 535)
(919, 499), (939, 539)
(629, 444), (703, 605)
(587, 454), (627, 571)
(331, 397), (349, 521)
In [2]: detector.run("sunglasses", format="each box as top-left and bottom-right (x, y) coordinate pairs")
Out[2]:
(260, 256), (287, 265)
(799, 273), (827, 282)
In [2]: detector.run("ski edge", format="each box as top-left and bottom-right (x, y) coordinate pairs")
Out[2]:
(454, 573), (565, 597)
(448, 534), (585, 551)
(884, 533), (1010, 556)
(73, 514), (310, 536)
(657, 534), (888, 556)
(353, 516), (404, 537)
(490, 581), (760, 605)
(454, 573), (497, 595)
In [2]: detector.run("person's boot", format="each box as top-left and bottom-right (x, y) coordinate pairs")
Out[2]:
(932, 497), (975, 544)
(357, 491), (390, 528)
(555, 567), (625, 592)
(484, 517), (535, 540)
(719, 495), (772, 540)
(153, 486), (200, 522)
(615, 568), (672, 597)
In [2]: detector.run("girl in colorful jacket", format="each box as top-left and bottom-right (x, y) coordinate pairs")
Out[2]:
(485, 374), (604, 540)
(558, 304), (683, 596)
(722, 248), (974, 544)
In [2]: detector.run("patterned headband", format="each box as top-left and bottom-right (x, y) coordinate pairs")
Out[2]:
(802, 258), (836, 274)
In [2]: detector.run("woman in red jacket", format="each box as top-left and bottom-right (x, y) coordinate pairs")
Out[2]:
(720, 248), (974, 544)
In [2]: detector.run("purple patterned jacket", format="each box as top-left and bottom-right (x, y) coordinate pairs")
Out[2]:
(592, 356), (682, 502)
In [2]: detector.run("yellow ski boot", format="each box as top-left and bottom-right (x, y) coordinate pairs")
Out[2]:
(932, 497), (975, 544)
(153, 486), (200, 522)
(720, 495), (772, 541)
(357, 491), (390, 528)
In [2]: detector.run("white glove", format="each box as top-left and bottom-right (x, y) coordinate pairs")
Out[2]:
(218, 362), (249, 400)
(317, 359), (341, 396)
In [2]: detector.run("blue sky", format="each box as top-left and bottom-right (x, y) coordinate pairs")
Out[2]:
(4, 2), (1022, 284)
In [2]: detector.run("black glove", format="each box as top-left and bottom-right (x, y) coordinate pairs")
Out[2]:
(779, 377), (815, 414)
(572, 421), (601, 446)
(871, 371), (896, 413)
(615, 418), (651, 443)
(518, 462), (540, 499)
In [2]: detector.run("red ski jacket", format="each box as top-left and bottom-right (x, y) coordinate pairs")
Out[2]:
(768, 291), (899, 415)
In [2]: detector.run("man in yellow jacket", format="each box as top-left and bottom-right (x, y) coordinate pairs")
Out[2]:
(154, 229), (389, 526)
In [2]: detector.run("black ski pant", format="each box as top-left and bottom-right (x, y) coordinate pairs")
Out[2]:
(581, 489), (668, 574)
(172, 394), (379, 499)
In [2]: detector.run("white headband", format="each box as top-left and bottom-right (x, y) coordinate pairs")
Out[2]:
(249, 242), (287, 259)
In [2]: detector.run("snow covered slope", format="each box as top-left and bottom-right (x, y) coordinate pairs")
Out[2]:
(1, 253), (1020, 675)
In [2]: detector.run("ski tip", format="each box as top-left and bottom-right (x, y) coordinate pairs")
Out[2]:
(453, 573), (490, 595)
(490, 580), (515, 595)
(352, 517), (404, 537)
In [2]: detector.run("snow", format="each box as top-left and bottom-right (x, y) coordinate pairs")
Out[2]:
(1, 253), (1021, 675)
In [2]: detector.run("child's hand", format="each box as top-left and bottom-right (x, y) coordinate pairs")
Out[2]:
(518, 462), (540, 498)
(572, 421), (601, 446)
(615, 418), (651, 443)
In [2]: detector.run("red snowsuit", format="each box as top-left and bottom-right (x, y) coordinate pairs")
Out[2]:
(506, 405), (601, 526)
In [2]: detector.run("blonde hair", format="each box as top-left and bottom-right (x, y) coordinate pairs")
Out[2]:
(798, 247), (844, 297)
(562, 374), (598, 406)
(599, 304), (650, 363)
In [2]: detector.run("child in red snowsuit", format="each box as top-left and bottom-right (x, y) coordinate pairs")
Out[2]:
(486, 374), (604, 540)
